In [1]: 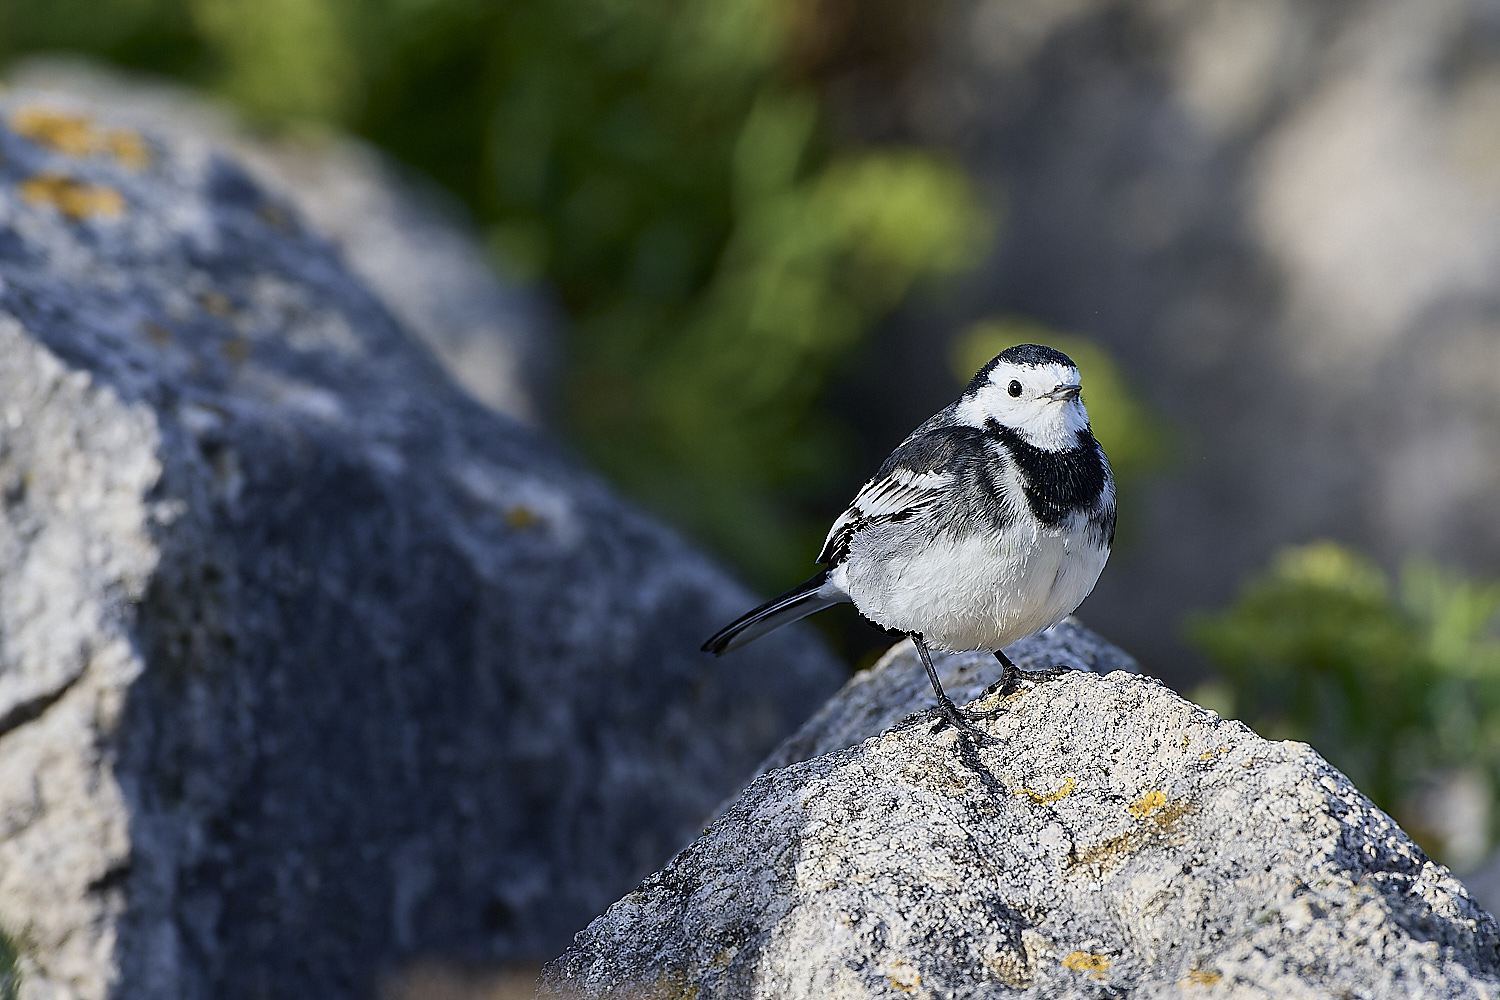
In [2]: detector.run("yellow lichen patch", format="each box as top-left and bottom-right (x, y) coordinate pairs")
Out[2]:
(506, 506), (539, 530)
(984, 939), (1036, 989)
(1184, 969), (1222, 986)
(1061, 952), (1111, 978)
(142, 320), (173, 346)
(927, 765), (971, 795)
(220, 337), (251, 367)
(887, 958), (922, 992)
(1127, 789), (1167, 818)
(199, 291), (234, 317)
(12, 107), (95, 156)
(19, 174), (124, 220)
(104, 129), (151, 170)
(1198, 745), (1230, 761)
(1018, 775), (1076, 805)
(648, 969), (699, 1000)
(1072, 797), (1194, 873)
(10, 107), (151, 170)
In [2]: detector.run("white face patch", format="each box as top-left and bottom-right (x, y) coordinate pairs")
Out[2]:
(955, 360), (1090, 452)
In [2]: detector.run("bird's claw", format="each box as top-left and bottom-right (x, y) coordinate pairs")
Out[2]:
(985, 662), (1077, 695)
(927, 699), (994, 744)
(972, 663), (1080, 716)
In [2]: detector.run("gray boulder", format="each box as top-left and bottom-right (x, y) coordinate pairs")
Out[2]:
(5, 57), (550, 423)
(0, 88), (842, 999)
(542, 635), (1500, 999)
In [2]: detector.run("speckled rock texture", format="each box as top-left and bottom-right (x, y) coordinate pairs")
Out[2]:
(755, 620), (1139, 777)
(0, 92), (843, 1000)
(6, 58), (550, 423)
(543, 638), (1500, 999)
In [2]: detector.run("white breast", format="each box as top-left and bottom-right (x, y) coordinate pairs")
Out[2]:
(829, 512), (1110, 653)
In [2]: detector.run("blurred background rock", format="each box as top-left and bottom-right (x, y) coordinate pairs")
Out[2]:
(0, 79), (850, 998)
(4, 0), (1500, 935)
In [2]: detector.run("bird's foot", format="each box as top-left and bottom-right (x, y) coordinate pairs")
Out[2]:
(971, 663), (1081, 717)
(927, 696), (994, 744)
(1027, 663), (1080, 682)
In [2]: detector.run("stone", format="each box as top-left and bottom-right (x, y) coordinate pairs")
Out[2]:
(5, 57), (550, 423)
(542, 635), (1500, 999)
(0, 87), (843, 1000)
(754, 618), (1138, 777)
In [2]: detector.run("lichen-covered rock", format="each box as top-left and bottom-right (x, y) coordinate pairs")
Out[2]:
(5, 57), (549, 423)
(543, 641), (1500, 999)
(0, 89), (842, 1000)
(755, 619), (1138, 776)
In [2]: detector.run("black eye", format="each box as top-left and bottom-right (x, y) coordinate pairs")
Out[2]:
(1007, 380), (1023, 397)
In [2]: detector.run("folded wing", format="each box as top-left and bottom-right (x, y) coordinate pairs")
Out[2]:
(817, 444), (968, 566)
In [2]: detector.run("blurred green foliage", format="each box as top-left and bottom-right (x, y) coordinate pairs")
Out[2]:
(952, 317), (1170, 504)
(1188, 541), (1500, 866)
(0, 924), (19, 1000)
(0, 0), (988, 585)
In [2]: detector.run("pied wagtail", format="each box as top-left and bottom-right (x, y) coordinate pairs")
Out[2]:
(703, 344), (1116, 738)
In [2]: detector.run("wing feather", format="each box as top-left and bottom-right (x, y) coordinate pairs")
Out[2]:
(817, 418), (1003, 567)
(817, 466), (956, 565)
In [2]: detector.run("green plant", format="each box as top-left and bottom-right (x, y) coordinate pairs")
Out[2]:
(1188, 541), (1500, 866)
(0, 924), (21, 1000)
(479, 0), (988, 581)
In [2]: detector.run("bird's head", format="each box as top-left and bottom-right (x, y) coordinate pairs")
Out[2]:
(957, 343), (1090, 451)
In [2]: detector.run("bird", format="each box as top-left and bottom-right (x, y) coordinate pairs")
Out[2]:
(702, 343), (1116, 739)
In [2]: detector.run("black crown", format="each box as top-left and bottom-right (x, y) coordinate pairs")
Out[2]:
(996, 343), (1075, 368)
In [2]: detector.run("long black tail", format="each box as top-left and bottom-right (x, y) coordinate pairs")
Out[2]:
(702, 571), (846, 655)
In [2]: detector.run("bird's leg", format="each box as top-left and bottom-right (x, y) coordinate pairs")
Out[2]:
(988, 649), (1076, 696)
(962, 650), (1021, 719)
(992, 649), (1019, 697)
(969, 650), (1079, 719)
(913, 634), (991, 743)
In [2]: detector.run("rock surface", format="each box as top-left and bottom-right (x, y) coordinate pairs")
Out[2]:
(543, 636), (1500, 999)
(5, 57), (550, 422)
(754, 618), (1138, 777)
(0, 89), (843, 999)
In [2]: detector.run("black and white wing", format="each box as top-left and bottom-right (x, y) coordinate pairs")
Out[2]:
(816, 422), (991, 566)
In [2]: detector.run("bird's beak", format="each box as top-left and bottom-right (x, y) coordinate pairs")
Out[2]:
(1046, 383), (1082, 401)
